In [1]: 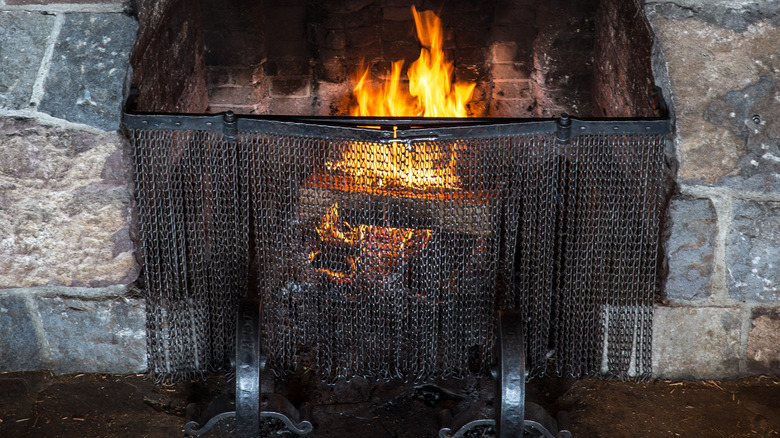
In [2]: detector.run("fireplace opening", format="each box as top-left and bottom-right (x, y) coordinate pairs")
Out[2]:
(130, 0), (662, 119)
(125, 1), (671, 435)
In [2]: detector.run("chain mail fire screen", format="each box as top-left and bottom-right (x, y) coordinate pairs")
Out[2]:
(124, 113), (669, 383)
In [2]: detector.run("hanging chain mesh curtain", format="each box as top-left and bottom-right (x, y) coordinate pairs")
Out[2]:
(129, 118), (666, 383)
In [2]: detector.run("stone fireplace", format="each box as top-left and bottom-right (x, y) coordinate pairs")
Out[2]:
(0, 0), (778, 382)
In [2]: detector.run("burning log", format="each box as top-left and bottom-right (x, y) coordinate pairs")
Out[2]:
(299, 182), (496, 236)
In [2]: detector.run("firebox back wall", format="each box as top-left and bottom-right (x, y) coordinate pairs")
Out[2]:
(197, 0), (602, 118)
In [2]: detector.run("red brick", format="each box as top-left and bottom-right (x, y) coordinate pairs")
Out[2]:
(489, 99), (534, 117)
(490, 42), (518, 63)
(268, 97), (314, 115)
(208, 85), (262, 107)
(492, 80), (531, 100)
(269, 77), (311, 98)
(491, 63), (527, 80)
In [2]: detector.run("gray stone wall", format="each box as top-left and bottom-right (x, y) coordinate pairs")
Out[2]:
(648, 0), (780, 378)
(0, 1), (144, 373)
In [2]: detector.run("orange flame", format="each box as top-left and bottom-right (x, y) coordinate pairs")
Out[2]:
(351, 7), (476, 117)
(309, 8), (476, 283)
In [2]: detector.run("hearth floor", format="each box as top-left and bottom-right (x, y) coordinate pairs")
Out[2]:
(0, 371), (778, 437)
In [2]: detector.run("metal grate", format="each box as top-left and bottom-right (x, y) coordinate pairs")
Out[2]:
(126, 115), (668, 382)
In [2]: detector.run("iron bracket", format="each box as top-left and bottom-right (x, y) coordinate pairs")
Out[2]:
(439, 310), (571, 438)
(223, 111), (238, 142)
(556, 114), (572, 145)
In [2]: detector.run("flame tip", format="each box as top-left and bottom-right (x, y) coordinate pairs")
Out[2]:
(350, 7), (475, 118)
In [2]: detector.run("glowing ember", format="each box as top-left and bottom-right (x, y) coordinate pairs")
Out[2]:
(351, 7), (476, 117)
(310, 203), (432, 282)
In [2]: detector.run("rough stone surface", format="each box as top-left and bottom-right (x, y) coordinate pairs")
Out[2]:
(747, 306), (780, 374)
(0, 293), (42, 371)
(652, 306), (742, 379)
(132, 0), (209, 113)
(706, 77), (780, 192)
(37, 292), (146, 374)
(727, 201), (780, 302)
(649, 16), (780, 186)
(665, 198), (717, 301)
(0, 12), (54, 110)
(37, 13), (136, 131)
(593, 0), (658, 118)
(0, 118), (137, 288)
(646, 0), (780, 32)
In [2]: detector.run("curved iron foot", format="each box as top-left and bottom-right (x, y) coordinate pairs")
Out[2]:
(261, 411), (314, 435)
(438, 310), (572, 438)
(184, 410), (314, 437)
(439, 419), (571, 438)
(439, 419), (495, 438)
(185, 411), (237, 436)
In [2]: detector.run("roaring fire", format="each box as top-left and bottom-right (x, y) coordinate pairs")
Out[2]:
(310, 7), (477, 282)
(351, 7), (476, 117)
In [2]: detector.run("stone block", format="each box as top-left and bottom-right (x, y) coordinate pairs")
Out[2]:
(646, 0), (780, 32)
(649, 17), (780, 185)
(0, 12), (55, 110)
(665, 198), (717, 301)
(0, 293), (42, 371)
(747, 306), (780, 375)
(704, 77), (780, 193)
(0, 118), (137, 288)
(728, 201), (780, 302)
(37, 13), (136, 131)
(37, 290), (146, 374)
(652, 306), (742, 379)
